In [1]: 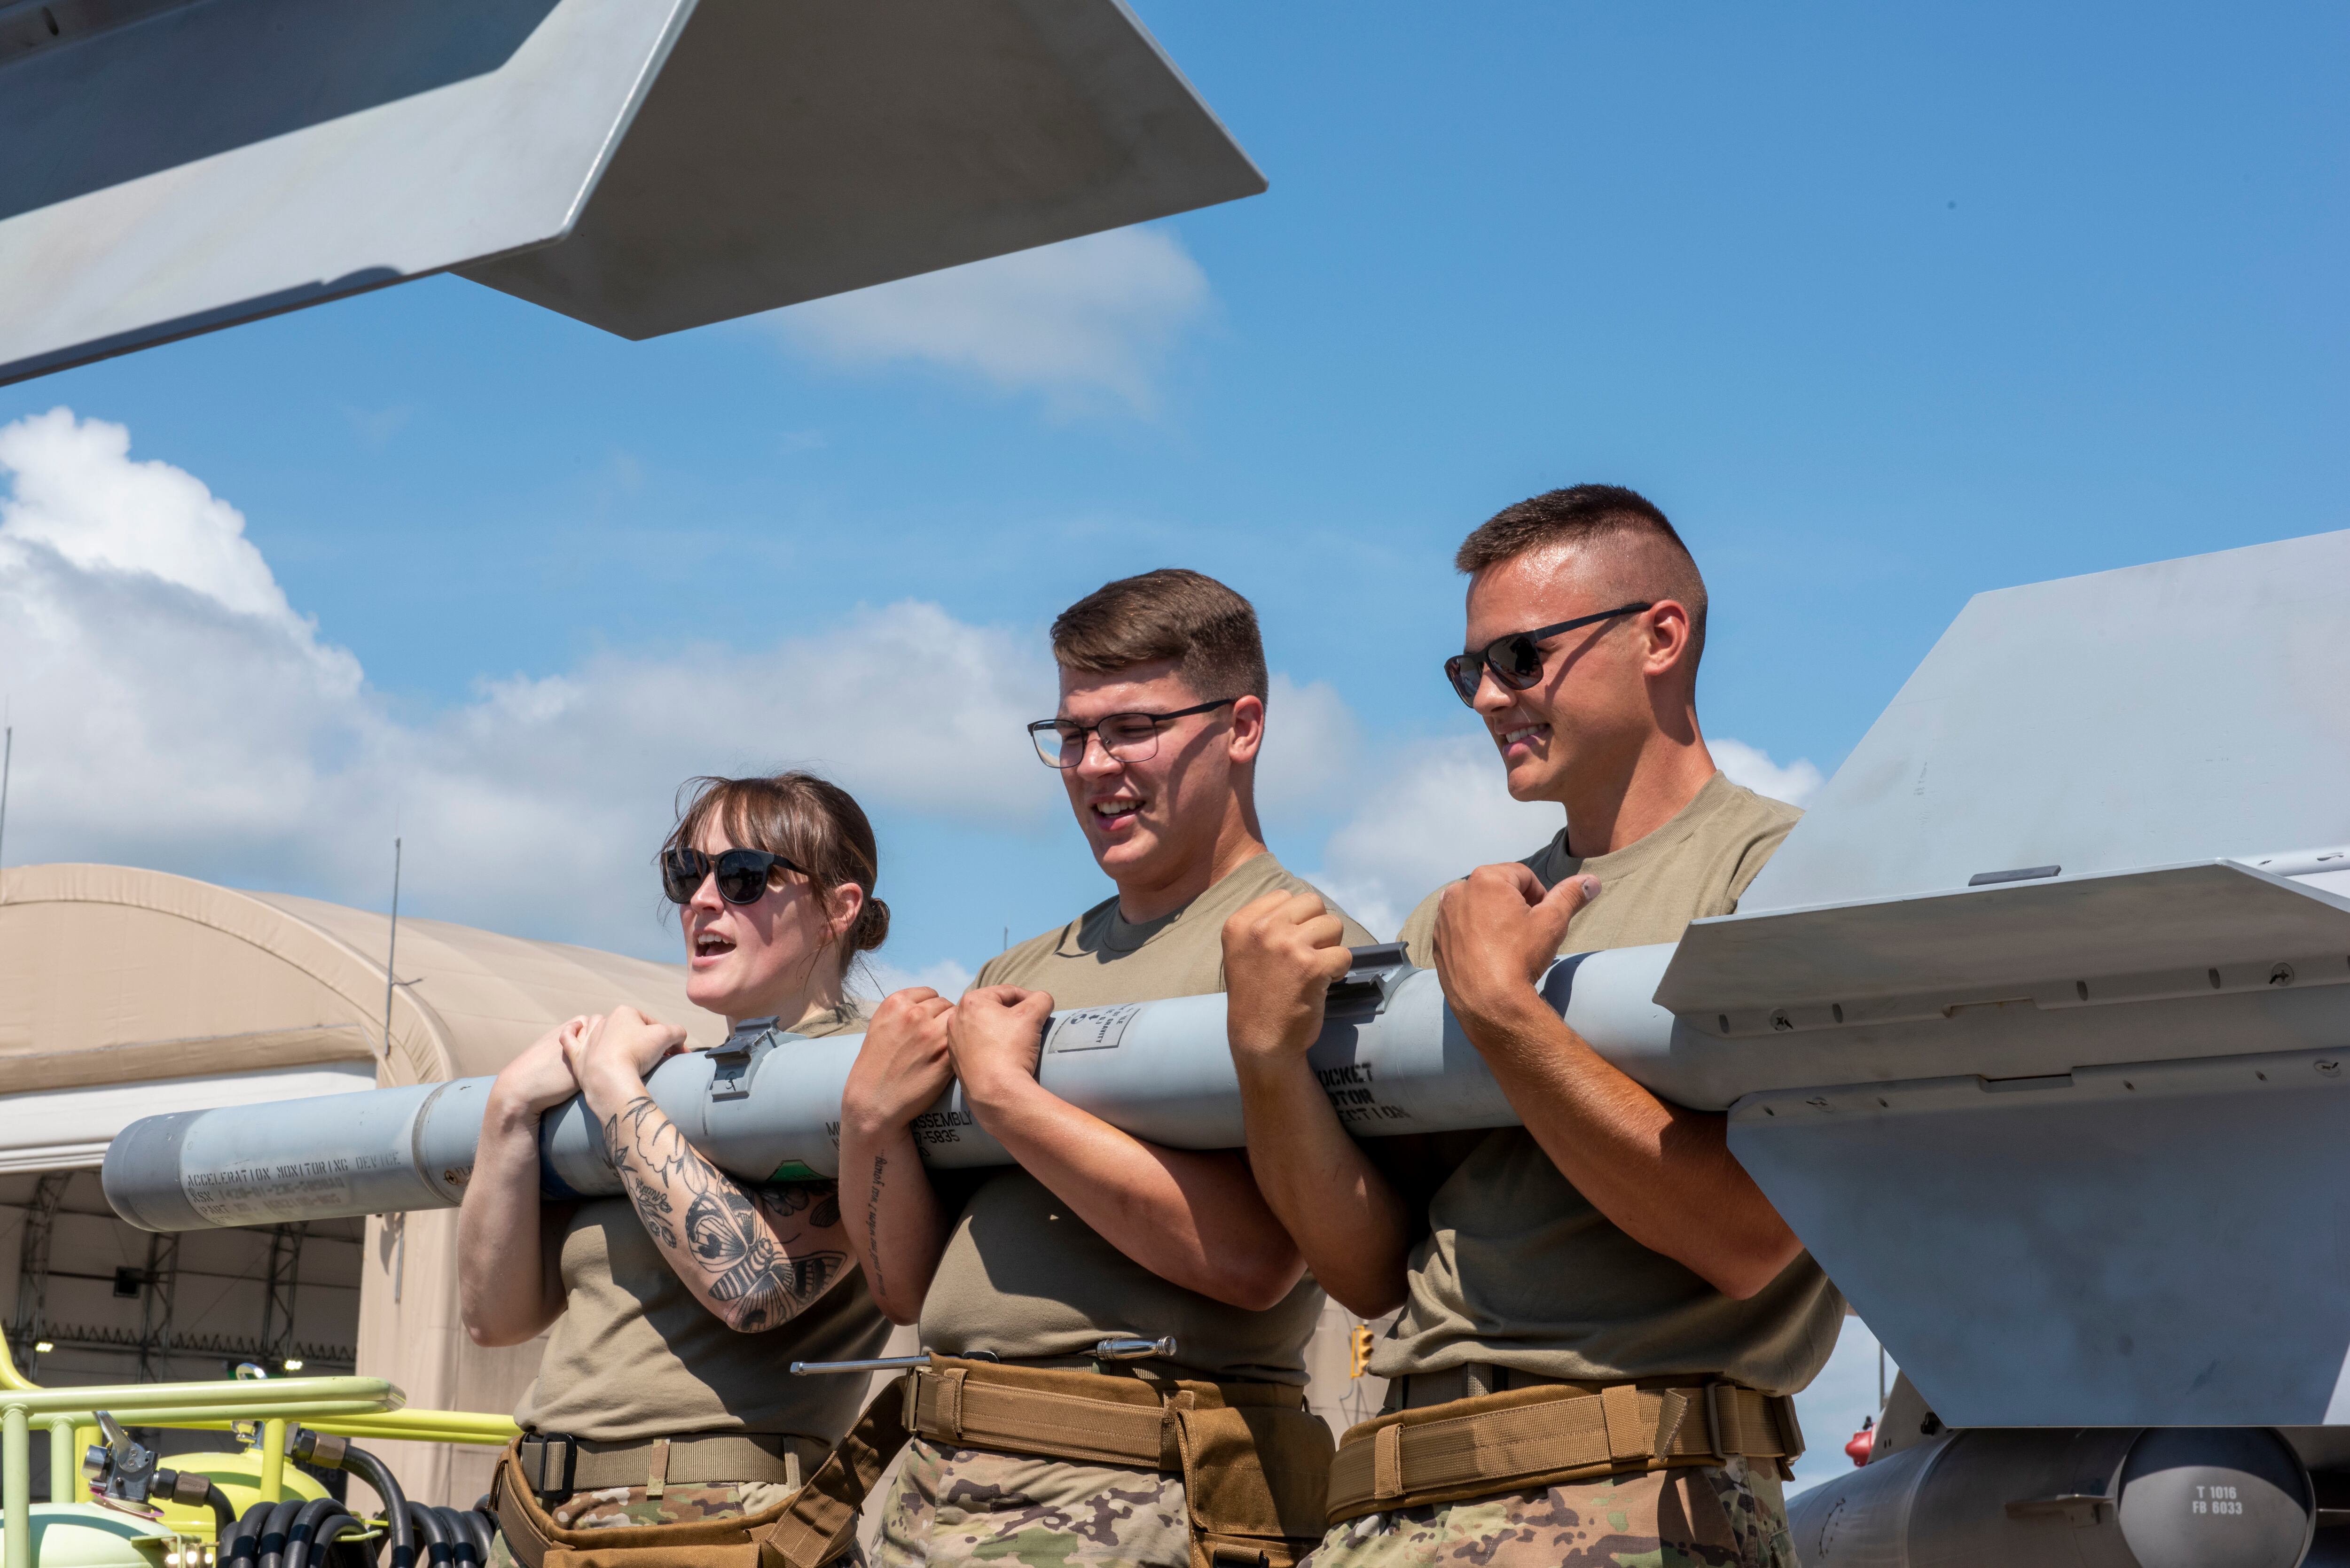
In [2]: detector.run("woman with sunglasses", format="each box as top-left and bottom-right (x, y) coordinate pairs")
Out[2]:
(461, 771), (948, 1566)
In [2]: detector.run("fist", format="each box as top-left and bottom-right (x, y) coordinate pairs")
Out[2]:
(1222, 890), (1354, 1066)
(492, 1017), (589, 1116)
(946, 985), (1055, 1107)
(569, 1005), (690, 1108)
(1431, 865), (1600, 1028)
(844, 987), (956, 1135)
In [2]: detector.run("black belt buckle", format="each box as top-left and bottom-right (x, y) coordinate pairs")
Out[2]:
(523, 1434), (576, 1503)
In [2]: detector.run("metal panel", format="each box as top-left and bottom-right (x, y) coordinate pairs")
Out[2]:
(0, 0), (1265, 384)
(0, 0), (693, 385)
(465, 0), (1269, 337)
(1739, 529), (2350, 913)
(1658, 860), (2350, 1017)
(1733, 1046), (2350, 1426)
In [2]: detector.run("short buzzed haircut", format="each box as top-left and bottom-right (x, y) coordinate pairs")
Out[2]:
(1455, 484), (1709, 668)
(1051, 568), (1269, 702)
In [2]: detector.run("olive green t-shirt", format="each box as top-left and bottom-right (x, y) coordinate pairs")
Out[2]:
(1378, 772), (1847, 1395)
(919, 851), (1376, 1385)
(517, 1002), (891, 1442)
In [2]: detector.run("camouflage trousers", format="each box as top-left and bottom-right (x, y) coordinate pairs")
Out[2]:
(486, 1482), (845, 1568)
(1311, 1458), (1797, 1568)
(872, 1436), (1191, 1568)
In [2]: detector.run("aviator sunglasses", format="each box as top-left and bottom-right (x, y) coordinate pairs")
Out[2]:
(661, 846), (806, 906)
(1442, 602), (1653, 706)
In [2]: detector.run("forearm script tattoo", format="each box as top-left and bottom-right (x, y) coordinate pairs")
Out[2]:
(604, 1096), (847, 1332)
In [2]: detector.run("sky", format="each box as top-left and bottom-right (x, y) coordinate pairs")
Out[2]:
(0, 0), (2343, 1487)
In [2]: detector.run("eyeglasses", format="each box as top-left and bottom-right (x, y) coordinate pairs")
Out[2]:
(1027, 697), (1238, 769)
(1442, 602), (1653, 706)
(661, 846), (806, 905)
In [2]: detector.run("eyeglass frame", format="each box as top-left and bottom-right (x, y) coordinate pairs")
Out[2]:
(1026, 696), (1240, 769)
(661, 846), (808, 906)
(1442, 601), (1655, 707)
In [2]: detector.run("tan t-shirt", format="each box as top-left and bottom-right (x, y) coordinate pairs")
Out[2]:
(919, 851), (1375, 1385)
(517, 1002), (891, 1442)
(1379, 772), (1846, 1394)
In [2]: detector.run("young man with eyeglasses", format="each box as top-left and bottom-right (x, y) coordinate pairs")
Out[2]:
(1222, 487), (1841, 1568)
(838, 567), (1372, 1568)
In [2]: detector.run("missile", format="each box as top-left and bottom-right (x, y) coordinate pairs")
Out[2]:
(101, 940), (1582, 1231)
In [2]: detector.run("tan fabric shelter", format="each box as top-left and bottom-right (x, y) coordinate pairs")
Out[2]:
(0, 863), (725, 1504)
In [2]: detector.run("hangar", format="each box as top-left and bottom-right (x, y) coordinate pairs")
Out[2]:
(0, 861), (725, 1506)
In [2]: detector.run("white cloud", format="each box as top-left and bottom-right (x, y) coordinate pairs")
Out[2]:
(1308, 734), (1825, 939)
(1253, 673), (1362, 811)
(1712, 737), (1824, 808)
(0, 410), (1060, 960)
(765, 226), (1211, 414)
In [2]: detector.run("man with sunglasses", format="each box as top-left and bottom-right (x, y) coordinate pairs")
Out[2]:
(840, 567), (1371, 1568)
(1222, 487), (1839, 1568)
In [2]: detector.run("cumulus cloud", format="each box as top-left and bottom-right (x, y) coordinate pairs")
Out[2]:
(1712, 737), (1825, 809)
(0, 409), (1827, 979)
(1310, 734), (1825, 940)
(0, 409), (1061, 956)
(764, 226), (1211, 414)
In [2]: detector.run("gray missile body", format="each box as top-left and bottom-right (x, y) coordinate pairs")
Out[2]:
(105, 943), (1688, 1232)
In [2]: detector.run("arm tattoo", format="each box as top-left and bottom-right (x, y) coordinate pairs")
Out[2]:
(864, 1154), (889, 1298)
(603, 1095), (847, 1332)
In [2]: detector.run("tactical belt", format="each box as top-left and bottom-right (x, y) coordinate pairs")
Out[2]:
(904, 1357), (1334, 1568)
(494, 1396), (911, 1568)
(1325, 1379), (1804, 1523)
(514, 1432), (817, 1498)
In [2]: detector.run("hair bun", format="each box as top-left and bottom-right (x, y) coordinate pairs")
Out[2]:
(854, 897), (891, 953)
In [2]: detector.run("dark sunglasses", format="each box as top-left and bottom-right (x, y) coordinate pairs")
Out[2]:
(661, 846), (806, 906)
(1442, 602), (1653, 706)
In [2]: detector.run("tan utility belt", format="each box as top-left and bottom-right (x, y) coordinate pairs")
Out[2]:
(515, 1431), (820, 1499)
(1326, 1378), (1804, 1523)
(908, 1356), (1333, 1568)
(494, 1403), (911, 1568)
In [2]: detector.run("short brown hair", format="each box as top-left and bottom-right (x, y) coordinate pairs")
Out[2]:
(659, 771), (888, 976)
(1455, 484), (1708, 667)
(1050, 568), (1269, 702)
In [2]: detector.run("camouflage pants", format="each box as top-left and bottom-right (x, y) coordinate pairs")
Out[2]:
(1311, 1458), (1797, 1568)
(872, 1436), (1191, 1568)
(486, 1482), (842, 1568)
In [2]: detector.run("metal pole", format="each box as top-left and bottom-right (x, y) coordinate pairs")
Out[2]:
(258, 1417), (287, 1502)
(4, 1402), (30, 1568)
(47, 1416), (74, 1504)
(383, 837), (402, 1056)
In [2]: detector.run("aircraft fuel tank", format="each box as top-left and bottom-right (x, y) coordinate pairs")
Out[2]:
(1789, 1426), (2315, 1568)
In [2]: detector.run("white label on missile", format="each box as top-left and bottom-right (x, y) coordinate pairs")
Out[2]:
(1047, 1005), (1145, 1053)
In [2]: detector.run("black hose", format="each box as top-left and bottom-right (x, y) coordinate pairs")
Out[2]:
(431, 1507), (482, 1568)
(280, 1498), (350, 1568)
(336, 1445), (416, 1568)
(257, 1498), (307, 1568)
(403, 1502), (453, 1568)
(223, 1500), (275, 1568)
(460, 1509), (496, 1566)
(308, 1513), (375, 1568)
(201, 1480), (241, 1533)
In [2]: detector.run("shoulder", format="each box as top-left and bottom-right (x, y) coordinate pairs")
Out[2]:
(1395, 885), (1445, 969)
(974, 903), (1109, 991)
(1704, 780), (1803, 900)
(1247, 856), (1379, 948)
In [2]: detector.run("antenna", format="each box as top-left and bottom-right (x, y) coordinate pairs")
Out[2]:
(383, 837), (402, 1055)
(0, 720), (12, 897)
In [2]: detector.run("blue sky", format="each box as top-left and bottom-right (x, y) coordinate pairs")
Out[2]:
(2, 0), (2341, 1484)
(5, 0), (2343, 967)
